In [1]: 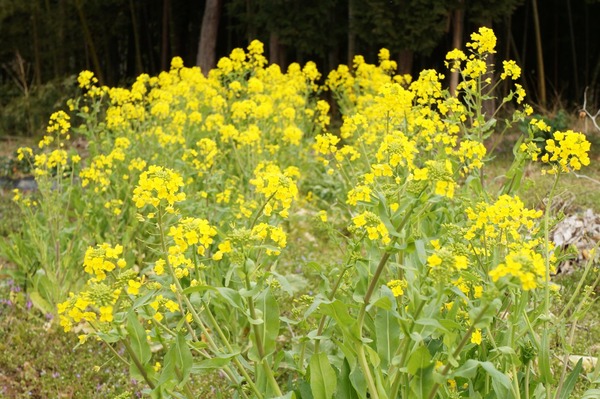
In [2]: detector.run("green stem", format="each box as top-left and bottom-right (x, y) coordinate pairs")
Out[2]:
(244, 273), (283, 397)
(314, 262), (355, 353)
(524, 363), (531, 399)
(357, 345), (380, 399)
(354, 195), (423, 399)
(389, 299), (427, 398)
(157, 208), (262, 399)
(554, 318), (578, 399)
(544, 174), (560, 320)
(122, 338), (156, 390)
(249, 191), (277, 230)
(541, 174), (560, 399)
(427, 303), (491, 399)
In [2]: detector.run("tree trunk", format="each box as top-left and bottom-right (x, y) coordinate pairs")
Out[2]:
(31, 5), (42, 85)
(269, 32), (281, 65)
(397, 49), (413, 76)
(75, 0), (104, 85)
(449, 2), (464, 96)
(566, 0), (579, 97)
(531, 0), (546, 108)
(161, 0), (170, 71)
(347, 0), (356, 66)
(196, 0), (222, 75)
(129, 0), (143, 75)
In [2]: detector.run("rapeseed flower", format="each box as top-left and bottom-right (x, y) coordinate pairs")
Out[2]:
(539, 130), (591, 174)
(387, 279), (408, 297)
(466, 27), (497, 55)
(132, 165), (186, 210)
(351, 211), (391, 245)
(489, 248), (546, 290)
(82, 243), (124, 281)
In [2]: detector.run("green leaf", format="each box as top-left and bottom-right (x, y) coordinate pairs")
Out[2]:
(216, 287), (245, 311)
(126, 312), (152, 383)
(349, 362), (367, 399)
(375, 307), (400, 370)
(181, 284), (216, 295)
(480, 361), (512, 398)
(368, 294), (392, 311)
(414, 318), (449, 333)
(272, 392), (296, 399)
(558, 358), (582, 399)
(407, 345), (432, 375)
(249, 288), (280, 361)
(126, 312), (151, 364)
(582, 389), (600, 399)
(539, 331), (554, 384)
(310, 352), (337, 399)
(173, 333), (193, 386)
(414, 239), (427, 265)
(29, 291), (54, 315)
(409, 364), (434, 399)
(320, 300), (360, 341)
(191, 353), (237, 371)
(452, 359), (480, 379)
(336, 358), (359, 399)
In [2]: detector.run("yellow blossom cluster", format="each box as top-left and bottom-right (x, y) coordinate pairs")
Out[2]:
(351, 211), (391, 244)
(465, 27), (497, 55)
(168, 217), (218, 255)
(82, 243), (126, 281)
(249, 162), (299, 218)
(132, 165), (186, 211)
(489, 247), (546, 290)
(387, 279), (408, 297)
(540, 130), (591, 174)
(465, 195), (542, 245)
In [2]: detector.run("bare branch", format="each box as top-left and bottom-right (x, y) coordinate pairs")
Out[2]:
(580, 87), (600, 132)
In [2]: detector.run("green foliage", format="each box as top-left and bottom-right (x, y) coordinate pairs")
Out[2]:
(3, 31), (600, 399)
(0, 77), (77, 137)
(355, 0), (451, 54)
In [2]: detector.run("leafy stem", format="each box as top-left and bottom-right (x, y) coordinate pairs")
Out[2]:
(426, 302), (491, 399)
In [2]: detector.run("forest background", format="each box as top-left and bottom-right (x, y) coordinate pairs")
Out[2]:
(1, 0), (600, 139)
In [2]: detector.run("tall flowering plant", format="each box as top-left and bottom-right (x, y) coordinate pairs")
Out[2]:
(5, 29), (599, 398)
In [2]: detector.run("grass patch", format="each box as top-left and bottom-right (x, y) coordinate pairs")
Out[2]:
(0, 298), (139, 398)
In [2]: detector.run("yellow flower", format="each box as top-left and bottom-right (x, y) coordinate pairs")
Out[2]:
(77, 70), (98, 89)
(500, 60), (521, 80)
(132, 165), (186, 210)
(427, 253), (443, 268)
(387, 279), (408, 297)
(154, 259), (165, 275)
(435, 180), (455, 199)
(318, 210), (328, 222)
(127, 279), (142, 296)
(466, 27), (497, 54)
(99, 306), (113, 322)
(471, 328), (482, 345)
(538, 130), (591, 174)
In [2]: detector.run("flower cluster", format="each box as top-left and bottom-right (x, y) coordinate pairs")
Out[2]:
(132, 165), (186, 211)
(168, 217), (218, 255)
(82, 243), (126, 281)
(351, 211), (391, 244)
(466, 27), (497, 55)
(464, 195), (543, 245)
(249, 162), (299, 218)
(489, 247), (546, 290)
(540, 130), (591, 174)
